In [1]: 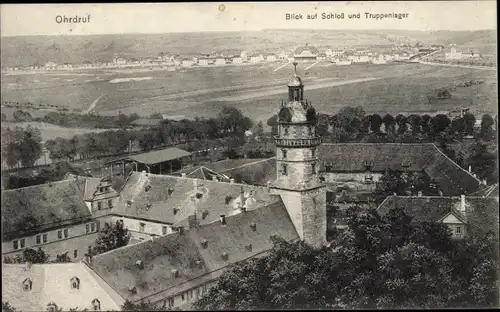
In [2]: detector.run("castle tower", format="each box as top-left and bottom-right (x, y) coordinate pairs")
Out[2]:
(271, 62), (327, 247)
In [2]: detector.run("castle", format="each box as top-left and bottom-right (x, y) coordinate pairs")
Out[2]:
(2, 64), (498, 311)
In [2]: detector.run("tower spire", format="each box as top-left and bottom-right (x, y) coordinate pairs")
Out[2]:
(293, 61), (298, 77)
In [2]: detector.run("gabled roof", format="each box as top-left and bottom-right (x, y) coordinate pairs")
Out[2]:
(1, 178), (92, 241)
(2, 262), (122, 312)
(319, 143), (482, 196)
(127, 148), (191, 165)
(185, 166), (231, 182)
(89, 199), (298, 303)
(113, 172), (278, 226)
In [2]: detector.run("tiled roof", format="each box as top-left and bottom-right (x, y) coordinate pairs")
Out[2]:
(377, 196), (499, 239)
(222, 158), (277, 186)
(113, 172), (277, 226)
(90, 199), (298, 303)
(127, 148), (191, 165)
(2, 262), (122, 312)
(1, 178), (92, 241)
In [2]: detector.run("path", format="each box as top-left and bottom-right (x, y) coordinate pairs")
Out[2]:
(85, 93), (107, 114)
(418, 60), (496, 71)
(273, 62), (290, 72)
(305, 60), (321, 70)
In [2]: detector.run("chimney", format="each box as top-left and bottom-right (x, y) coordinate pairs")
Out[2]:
(171, 269), (179, 278)
(266, 181), (271, 192)
(135, 260), (144, 269)
(193, 179), (198, 190)
(181, 173), (187, 177)
(220, 214), (226, 225)
(141, 170), (146, 174)
(230, 178), (235, 183)
(468, 165), (472, 173)
(178, 226), (185, 235)
(482, 179), (487, 186)
(460, 194), (466, 212)
(212, 175), (218, 181)
(417, 191), (423, 197)
(393, 192), (397, 196)
(25, 261), (32, 271)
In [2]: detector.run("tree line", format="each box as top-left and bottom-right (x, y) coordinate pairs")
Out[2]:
(1, 106), (254, 169)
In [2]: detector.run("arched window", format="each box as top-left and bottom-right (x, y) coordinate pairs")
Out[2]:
(47, 302), (58, 312)
(22, 278), (32, 291)
(92, 298), (101, 311)
(70, 276), (80, 290)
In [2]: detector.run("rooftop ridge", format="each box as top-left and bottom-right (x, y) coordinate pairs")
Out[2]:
(322, 142), (437, 147)
(219, 157), (276, 173)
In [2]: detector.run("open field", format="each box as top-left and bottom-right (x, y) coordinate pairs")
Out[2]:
(1, 122), (114, 142)
(1, 62), (497, 124)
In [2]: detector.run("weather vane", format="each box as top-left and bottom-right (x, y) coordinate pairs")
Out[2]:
(293, 61), (298, 77)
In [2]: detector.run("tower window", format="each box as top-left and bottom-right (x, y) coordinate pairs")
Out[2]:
(108, 199), (113, 208)
(282, 149), (287, 159)
(139, 222), (146, 232)
(282, 164), (288, 176)
(311, 148), (316, 158)
(97, 202), (102, 210)
(311, 163), (316, 174)
(283, 126), (289, 135)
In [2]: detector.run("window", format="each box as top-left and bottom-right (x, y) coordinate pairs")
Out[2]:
(47, 303), (57, 312)
(311, 163), (316, 174)
(91, 222), (96, 233)
(13, 240), (19, 250)
(311, 148), (316, 158)
(42, 234), (48, 243)
(139, 222), (146, 232)
(108, 199), (113, 208)
(282, 149), (287, 159)
(162, 226), (168, 235)
(168, 298), (174, 307)
(23, 278), (32, 291)
(70, 277), (80, 290)
(63, 229), (69, 238)
(20, 239), (25, 249)
(181, 293), (185, 301)
(58, 230), (63, 239)
(97, 202), (102, 210)
(74, 250), (78, 258)
(282, 164), (288, 176)
(455, 225), (463, 235)
(86, 224), (90, 233)
(36, 235), (41, 245)
(283, 126), (289, 135)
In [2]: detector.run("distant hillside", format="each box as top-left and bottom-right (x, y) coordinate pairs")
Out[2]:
(1, 29), (496, 67)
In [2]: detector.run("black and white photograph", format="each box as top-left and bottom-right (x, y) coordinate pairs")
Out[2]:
(1, 2), (498, 311)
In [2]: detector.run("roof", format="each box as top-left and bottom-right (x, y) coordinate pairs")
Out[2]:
(377, 196), (499, 240)
(320, 143), (482, 196)
(2, 262), (122, 312)
(127, 148), (191, 165)
(89, 199), (299, 303)
(131, 118), (164, 127)
(113, 172), (278, 226)
(1, 178), (92, 241)
(288, 75), (304, 87)
(294, 45), (319, 55)
(222, 158), (277, 186)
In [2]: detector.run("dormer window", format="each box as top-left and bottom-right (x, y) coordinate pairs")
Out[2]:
(201, 239), (208, 248)
(22, 278), (32, 291)
(47, 302), (58, 312)
(250, 223), (257, 231)
(70, 277), (80, 290)
(145, 185), (151, 192)
(246, 244), (253, 252)
(92, 299), (101, 311)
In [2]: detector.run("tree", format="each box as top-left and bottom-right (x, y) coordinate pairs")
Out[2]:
(217, 106), (253, 136)
(93, 220), (131, 255)
(382, 114), (395, 135)
(13, 110), (32, 122)
(407, 114), (423, 136)
(467, 142), (497, 182)
(266, 114), (278, 136)
(1, 113), (6, 121)
(479, 114), (495, 140)
(23, 247), (49, 263)
(254, 121), (264, 138)
(150, 112), (164, 119)
(316, 114), (330, 137)
(1, 126), (42, 168)
(463, 113), (476, 136)
(421, 114), (432, 136)
(369, 114), (383, 133)
(395, 114), (408, 135)
(122, 300), (179, 311)
(2, 301), (19, 312)
(431, 114), (451, 136)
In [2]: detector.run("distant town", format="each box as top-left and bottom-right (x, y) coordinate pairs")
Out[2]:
(3, 42), (485, 73)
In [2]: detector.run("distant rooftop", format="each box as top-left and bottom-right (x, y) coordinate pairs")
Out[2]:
(127, 147), (191, 165)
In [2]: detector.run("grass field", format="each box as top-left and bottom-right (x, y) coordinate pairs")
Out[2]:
(1, 61), (497, 125)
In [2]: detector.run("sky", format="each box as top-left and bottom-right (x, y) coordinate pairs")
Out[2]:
(1, 1), (497, 37)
